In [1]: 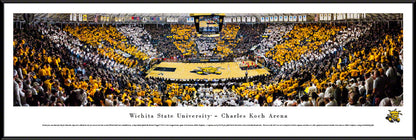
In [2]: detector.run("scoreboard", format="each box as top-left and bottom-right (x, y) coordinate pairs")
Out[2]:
(190, 13), (225, 36)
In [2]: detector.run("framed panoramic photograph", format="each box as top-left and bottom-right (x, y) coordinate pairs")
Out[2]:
(2, 1), (414, 140)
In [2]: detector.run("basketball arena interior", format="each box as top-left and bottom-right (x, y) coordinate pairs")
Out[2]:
(13, 13), (403, 107)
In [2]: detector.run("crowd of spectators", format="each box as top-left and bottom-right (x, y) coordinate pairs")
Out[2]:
(117, 25), (157, 58)
(13, 21), (403, 107)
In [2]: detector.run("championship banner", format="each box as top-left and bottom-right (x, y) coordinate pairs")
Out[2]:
(279, 16), (283, 21)
(260, 17), (264, 22)
(328, 13), (332, 20)
(289, 16), (292, 21)
(78, 14), (82, 22)
(298, 15), (302, 22)
(251, 16), (256, 22)
(303, 15), (307, 21)
(284, 16), (288, 21)
(274, 16), (278, 22)
(83, 14), (87, 21)
(265, 17), (269, 22)
(94, 15), (98, 22)
(293, 15), (297, 22)
(241, 17), (245, 22)
(246, 17), (251, 22)
(69, 13), (72, 21)
(233, 17), (236, 22)
(237, 17), (241, 22)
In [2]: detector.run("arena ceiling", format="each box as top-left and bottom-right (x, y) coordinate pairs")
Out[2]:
(13, 13), (402, 23)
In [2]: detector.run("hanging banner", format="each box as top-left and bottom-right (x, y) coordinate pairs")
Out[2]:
(289, 16), (292, 22)
(284, 16), (288, 21)
(79, 14), (82, 22)
(237, 17), (241, 22)
(83, 14), (87, 21)
(94, 15), (98, 22)
(246, 17), (251, 22)
(274, 16), (278, 22)
(303, 15), (307, 21)
(265, 17), (269, 22)
(225, 17), (231, 23)
(241, 17), (246, 22)
(260, 17), (264, 22)
(252, 17), (256, 22)
(279, 16), (283, 21)
(293, 15), (297, 22)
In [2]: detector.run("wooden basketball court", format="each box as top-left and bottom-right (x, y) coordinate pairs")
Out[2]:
(146, 61), (270, 80)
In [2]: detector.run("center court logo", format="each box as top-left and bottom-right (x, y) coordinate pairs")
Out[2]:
(190, 66), (224, 75)
(386, 109), (402, 123)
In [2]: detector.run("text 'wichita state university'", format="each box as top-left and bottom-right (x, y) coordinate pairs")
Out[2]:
(129, 113), (288, 120)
